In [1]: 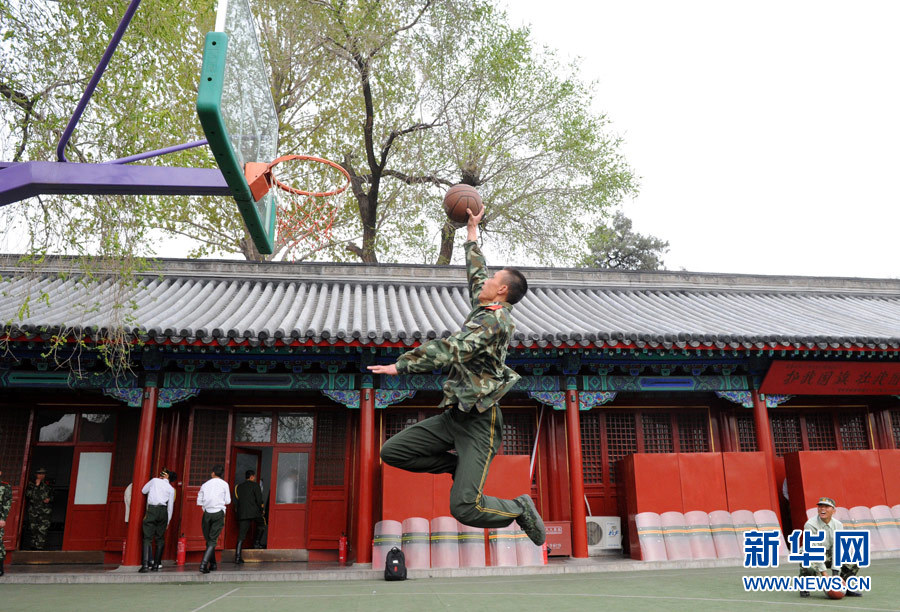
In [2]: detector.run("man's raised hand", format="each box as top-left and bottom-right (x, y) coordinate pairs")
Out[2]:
(367, 364), (399, 376)
(466, 207), (484, 241)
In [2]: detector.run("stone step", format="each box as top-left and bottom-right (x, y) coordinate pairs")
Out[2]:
(11, 550), (105, 565)
(222, 548), (308, 563)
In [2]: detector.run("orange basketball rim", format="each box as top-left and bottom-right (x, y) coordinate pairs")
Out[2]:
(244, 155), (351, 202)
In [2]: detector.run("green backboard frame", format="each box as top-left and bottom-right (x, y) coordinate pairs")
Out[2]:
(196, 1), (277, 255)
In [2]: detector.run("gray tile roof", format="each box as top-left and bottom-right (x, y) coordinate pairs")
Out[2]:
(2, 256), (899, 350)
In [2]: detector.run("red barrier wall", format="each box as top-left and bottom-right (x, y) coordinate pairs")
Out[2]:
(879, 450), (900, 505)
(722, 452), (772, 512)
(679, 453), (727, 512)
(627, 453), (683, 514)
(839, 451), (886, 508)
(773, 457), (786, 502)
(620, 452), (780, 558)
(785, 450), (892, 532)
(784, 452), (837, 532)
(382, 455), (531, 522)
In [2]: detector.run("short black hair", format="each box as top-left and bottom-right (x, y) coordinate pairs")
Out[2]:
(212, 464), (224, 478)
(166, 470), (178, 483)
(502, 267), (528, 304)
(245, 469), (256, 480)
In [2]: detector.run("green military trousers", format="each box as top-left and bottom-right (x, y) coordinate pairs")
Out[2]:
(142, 505), (168, 546)
(799, 560), (860, 581)
(380, 404), (523, 528)
(201, 511), (225, 548)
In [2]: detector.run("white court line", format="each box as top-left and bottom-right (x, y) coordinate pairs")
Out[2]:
(191, 587), (241, 612)
(228, 591), (887, 610)
(230, 567), (800, 590)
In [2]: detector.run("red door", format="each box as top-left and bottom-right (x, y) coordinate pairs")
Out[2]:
(268, 448), (310, 549)
(62, 446), (113, 550)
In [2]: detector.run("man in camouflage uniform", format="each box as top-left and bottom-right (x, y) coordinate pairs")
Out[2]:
(370, 207), (545, 546)
(25, 468), (53, 550)
(799, 496), (862, 597)
(1, 467), (12, 576)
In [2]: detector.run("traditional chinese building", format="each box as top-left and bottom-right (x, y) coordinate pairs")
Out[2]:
(1, 255), (898, 565)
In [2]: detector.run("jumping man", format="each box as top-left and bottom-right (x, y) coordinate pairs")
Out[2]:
(368, 207), (545, 546)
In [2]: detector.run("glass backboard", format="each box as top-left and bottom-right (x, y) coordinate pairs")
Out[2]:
(197, 0), (278, 254)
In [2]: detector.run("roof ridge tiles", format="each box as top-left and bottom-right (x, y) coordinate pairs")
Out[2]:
(3, 253), (900, 295)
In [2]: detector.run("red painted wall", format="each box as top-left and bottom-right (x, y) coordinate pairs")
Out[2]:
(620, 452), (781, 559)
(839, 451), (886, 507)
(382, 455), (531, 522)
(722, 452), (772, 512)
(879, 450), (900, 505)
(785, 450), (896, 533)
(678, 453), (727, 512)
(620, 453), (684, 516)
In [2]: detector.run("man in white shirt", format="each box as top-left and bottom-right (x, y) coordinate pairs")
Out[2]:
(138, 469), (177, 573)
(799, 496), (862, 598)
(197, 464), (231, 574)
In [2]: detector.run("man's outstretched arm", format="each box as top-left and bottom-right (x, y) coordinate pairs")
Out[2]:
(464, 207), (487, 308)
(368, 316), (500, 376)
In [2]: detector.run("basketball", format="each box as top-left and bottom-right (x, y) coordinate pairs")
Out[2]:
(443, 184), (484, 227)
(826, 589), (845, 600)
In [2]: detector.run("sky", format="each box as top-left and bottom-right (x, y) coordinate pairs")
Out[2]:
(501, 0), (900, 278)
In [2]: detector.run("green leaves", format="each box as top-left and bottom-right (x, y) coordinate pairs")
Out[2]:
(2, 0), (646, 268)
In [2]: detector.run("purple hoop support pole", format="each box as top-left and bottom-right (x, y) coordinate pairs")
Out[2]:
(56, 0), (143, 162)
(0, 162), (229, 207)
(103, 139), (209, 165)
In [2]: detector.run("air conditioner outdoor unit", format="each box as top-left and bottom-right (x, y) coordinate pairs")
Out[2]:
(586, 516), (622, 555)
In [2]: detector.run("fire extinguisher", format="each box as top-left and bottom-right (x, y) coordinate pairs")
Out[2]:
(338, 533), (348, 566)
(176, 534), (187, 566)
(542, 543), (549, 565)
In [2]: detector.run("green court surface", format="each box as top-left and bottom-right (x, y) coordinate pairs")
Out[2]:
(3, 561), (899, 612)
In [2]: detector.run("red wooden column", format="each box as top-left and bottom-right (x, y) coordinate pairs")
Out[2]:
(355, 383), (376, 564)
(565, 389), (588, 558)
(751, 390), (780, 511)
(123, 384), (158, 566)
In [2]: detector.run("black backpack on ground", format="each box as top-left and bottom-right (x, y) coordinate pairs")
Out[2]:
(384, 546), (407, 581)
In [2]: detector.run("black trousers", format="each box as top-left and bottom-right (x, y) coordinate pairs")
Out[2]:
(237, 516), (266, 543)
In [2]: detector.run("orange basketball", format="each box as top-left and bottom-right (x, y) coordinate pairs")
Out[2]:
(443, 184), (484, 228)
(826, 589), (845, 600)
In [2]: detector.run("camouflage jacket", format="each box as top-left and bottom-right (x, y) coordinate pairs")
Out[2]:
(396, 241), (520, 413)
(0, 481), (11, 521)
(25, 480), (53, 511)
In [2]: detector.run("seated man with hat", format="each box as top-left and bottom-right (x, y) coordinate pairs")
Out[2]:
(799, 496), (863, 597)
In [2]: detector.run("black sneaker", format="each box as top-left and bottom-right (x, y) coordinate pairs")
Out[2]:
(799, 591), (809, 598)
(845, 591), (863, 597)
(514, 494), (546, 546)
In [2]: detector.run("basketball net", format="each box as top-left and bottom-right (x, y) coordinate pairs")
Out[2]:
(276, 193), (339, 256)
(246, 155), (350, 258)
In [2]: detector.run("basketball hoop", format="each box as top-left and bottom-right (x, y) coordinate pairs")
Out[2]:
(245, 155), (351, 255)
(244, 154), (350, 202)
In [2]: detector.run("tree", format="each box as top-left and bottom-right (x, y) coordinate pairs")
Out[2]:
(0, 0), (215, 371)
(2, 0), (640, 267)
(417, 6), (637, 265)
(580, 211), (669, 270)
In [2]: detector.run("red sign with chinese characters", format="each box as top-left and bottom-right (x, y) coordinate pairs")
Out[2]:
(760, 361), (900, 395)
(545, 521), (572, 556)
